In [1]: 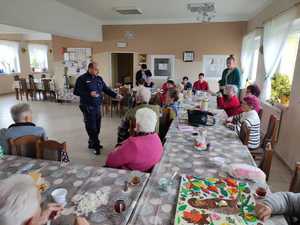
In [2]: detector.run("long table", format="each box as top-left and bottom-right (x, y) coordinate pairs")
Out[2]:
(129, 97), (288, 225)
(0, 155), (149, 225)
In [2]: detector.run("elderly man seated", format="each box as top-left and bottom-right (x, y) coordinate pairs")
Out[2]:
(0, 174), (88, 225)
(0, 103), (46, 153)
(118, 86), (160, 143)
(217, 85), (242, 117)
(106, 108), (163, 172)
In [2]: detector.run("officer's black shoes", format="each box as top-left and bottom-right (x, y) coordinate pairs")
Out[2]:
(93, 149), (101, 155)
(99, 145), (103, 149)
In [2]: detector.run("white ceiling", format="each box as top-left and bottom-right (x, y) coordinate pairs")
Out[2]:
(56, 0), (273, 25)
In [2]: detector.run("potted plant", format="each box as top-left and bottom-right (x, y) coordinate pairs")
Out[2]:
(271, 73), (291, 106)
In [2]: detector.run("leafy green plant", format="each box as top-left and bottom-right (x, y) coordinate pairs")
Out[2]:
(270, 73), (291, 105)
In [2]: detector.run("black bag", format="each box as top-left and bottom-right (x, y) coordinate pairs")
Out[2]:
(187, 110), (216, 127)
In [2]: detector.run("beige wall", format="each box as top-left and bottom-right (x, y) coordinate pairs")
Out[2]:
(96, 23), (246, 89)
(51, 22), (246, 89)
(247, 0), (300, 169)
(0, 34), (53, 94)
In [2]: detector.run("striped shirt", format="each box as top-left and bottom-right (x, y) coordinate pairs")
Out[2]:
(232, 110), (260, 149)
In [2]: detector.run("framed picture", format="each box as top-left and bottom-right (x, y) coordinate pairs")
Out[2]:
(183, 51), (194, 62)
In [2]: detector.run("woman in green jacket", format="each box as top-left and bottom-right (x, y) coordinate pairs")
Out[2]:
(219, 54), (241, 94)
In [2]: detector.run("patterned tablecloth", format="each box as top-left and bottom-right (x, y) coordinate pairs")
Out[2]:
(0, 155), (149, 225)
(129, 97), (288, 225)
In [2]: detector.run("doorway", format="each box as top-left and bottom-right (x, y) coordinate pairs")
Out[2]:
(111, 53), (134, 87)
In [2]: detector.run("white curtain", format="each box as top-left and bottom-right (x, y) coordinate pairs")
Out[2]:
(28, 44), (48, 71)
(240, 31), (260, 89)
(261, 9), (297, 100)
(0, 41), (20, 73)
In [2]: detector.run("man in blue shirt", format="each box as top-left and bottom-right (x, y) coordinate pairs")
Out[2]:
(0, 103), (46, 154)
(74, 62), (121, 155)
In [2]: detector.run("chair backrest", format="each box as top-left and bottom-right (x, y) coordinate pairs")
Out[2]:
(36, 140), (67, 161)
(239, 122), (250, 146)
(263, 115), (279, 147)
(159, 108), (173, 141)
(258, 109), (263, 120)
(42, 79), (51, 91)
(8, 135), (42, 158)
(41, 74), (46, 79)
(260, 142), (273, 181)
(289, 162), (300, 193)
(19, 78), (28, 91)
(13, 75), (20, 81)
(28, 75), (37, 90)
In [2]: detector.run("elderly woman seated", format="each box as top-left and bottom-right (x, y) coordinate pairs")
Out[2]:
(0, 174), (88, 225)
(118, 86), (160, 143)
(0, 103), (47, 153)
(217, 85), (242, 117)
(225, 95), (261, 150)
(106, 108), (163, 172)
(245, 84), (262, 113)
(256, 192), (300, 223)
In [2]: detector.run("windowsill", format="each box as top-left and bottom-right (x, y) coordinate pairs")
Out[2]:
(0, 73), (21, 76)
(262, 101), (288, 112)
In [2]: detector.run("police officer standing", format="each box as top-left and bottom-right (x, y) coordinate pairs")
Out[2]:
(74, 62), (121, 155)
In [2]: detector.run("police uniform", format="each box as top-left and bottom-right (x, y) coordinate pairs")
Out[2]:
(74, 72), (117, 154)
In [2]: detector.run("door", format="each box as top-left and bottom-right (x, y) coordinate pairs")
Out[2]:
(111, 53), (134, 87)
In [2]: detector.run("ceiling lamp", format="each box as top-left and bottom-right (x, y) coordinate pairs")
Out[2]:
(187, 2), (216, 22)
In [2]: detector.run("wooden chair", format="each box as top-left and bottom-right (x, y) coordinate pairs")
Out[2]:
(251, 114), (279, 159)
(42, 79), (56, 100)
(257, 142), (273, 181)
(8, 135), (43, 158)
(101, 94), (111, 116)
(36, 140), (67, 162)
(28, 75), (41, 100)
(239, 122), (250, 146)
(14, 75), (20, 100)
(19, 78), (30, 101)
(289, 162), (300, 193)
(159, 108), (173, 143)
(258, 109), (263, 120)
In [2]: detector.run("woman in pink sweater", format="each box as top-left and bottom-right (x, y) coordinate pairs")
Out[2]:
(106, 108), (163, 172)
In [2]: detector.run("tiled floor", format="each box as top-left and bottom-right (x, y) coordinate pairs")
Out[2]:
(0, 94), (292, 192)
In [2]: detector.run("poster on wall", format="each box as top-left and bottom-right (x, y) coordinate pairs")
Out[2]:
(203, 55), (227, 78)
(63, 48), (92, 75)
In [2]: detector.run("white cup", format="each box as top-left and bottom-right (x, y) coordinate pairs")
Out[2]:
(51, 188), (68, 205)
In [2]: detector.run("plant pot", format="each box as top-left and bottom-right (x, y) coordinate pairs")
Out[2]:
(280, 95), (289, 106)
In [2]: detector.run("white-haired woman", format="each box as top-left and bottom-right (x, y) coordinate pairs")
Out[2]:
(0, 174), (89, 225)
(117, 86), (160, 143)
(0, 103), (47, 153)
(106, 108), (163, 172)
(217, 84), (242, 117)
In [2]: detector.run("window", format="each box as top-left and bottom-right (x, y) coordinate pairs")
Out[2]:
(271, 33), (300, 105)
(278, 33), (300, 82)
(248, 36), (261, 83)
(28, 44), (48, 72)
(0, 41), (20, 74)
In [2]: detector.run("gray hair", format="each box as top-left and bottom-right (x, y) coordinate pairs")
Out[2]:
(136, 86), (151, 104)
(225, 85), (238, 95)
(135, 108), (157, 133)
(0, 175), (40, 225)
(10, 103), (32, 123)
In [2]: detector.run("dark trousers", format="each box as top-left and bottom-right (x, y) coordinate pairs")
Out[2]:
(79, 105), (101, 150)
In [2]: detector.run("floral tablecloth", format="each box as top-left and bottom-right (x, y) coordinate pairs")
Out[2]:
(0, 155), (149, 225)
(129, 98), (287, 225)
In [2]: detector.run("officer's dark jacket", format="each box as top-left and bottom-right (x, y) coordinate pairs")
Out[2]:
(74, 72), (117, 106)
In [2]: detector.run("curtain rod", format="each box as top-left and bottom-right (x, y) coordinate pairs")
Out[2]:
(262, 1), (300, 25)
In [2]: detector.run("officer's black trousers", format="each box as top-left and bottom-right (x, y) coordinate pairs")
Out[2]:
(79, 105), (101, 149)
